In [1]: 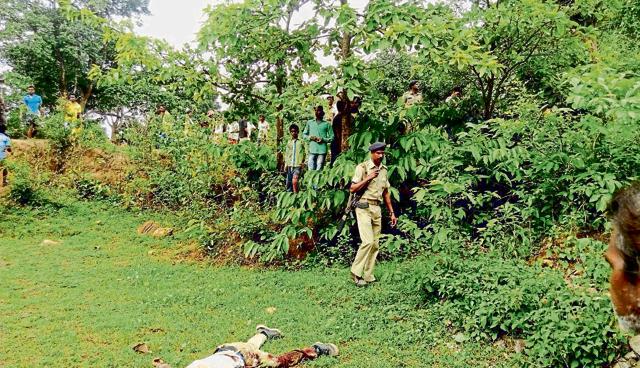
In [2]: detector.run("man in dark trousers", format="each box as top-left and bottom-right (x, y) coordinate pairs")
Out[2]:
(330, 100), (347, 166)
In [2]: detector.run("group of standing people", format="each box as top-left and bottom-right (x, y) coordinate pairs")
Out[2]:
(224, 114), (269, 144)
(284, 104), (332, 192)
(0, 85), (84, 187)
(22, 85), (84, 138)
(151, 106), (271, 146)
(283, 94), (363, 193)
(281, 93), (397, 289)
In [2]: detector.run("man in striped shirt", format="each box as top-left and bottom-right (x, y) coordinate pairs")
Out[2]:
(284, 124), (305, 193)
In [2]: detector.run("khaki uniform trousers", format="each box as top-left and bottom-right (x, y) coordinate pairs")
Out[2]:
(350, 204), (382, 282)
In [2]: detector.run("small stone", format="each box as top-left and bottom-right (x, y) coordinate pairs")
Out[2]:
(631, 335), (640, 355)
(265, 307), (277, 314)
(452, 332), (467, 343)
(493, 338), (507, 349)
(137, 221), (173, 238)
(514, 339), (526, 354)
(153, 358), (172, 368)
(41, 239), (61, 246)
(132, 342), (150, 354)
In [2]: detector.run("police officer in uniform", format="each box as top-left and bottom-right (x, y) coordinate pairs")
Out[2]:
(350, 142), (397, 286)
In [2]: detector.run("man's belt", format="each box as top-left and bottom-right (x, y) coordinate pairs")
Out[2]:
(214, 345), (246, 367)
(355, 199), (381, 208)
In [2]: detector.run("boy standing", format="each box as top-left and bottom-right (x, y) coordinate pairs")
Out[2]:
(284, 124), (304, 193)
(243, 119), (256, 142)
(257, 114), (269, 143)
(0, 125), (12, 187)
(23, 85), (43, 138)
(64, 94), (83, 133)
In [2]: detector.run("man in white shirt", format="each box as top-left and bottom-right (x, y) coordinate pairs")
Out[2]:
(227, 120), (239, 144)
(326, 95), (338, 122)
(257, 114), (269, 143)
(243, 120), (256, 142)
(186, 325), (338, 368)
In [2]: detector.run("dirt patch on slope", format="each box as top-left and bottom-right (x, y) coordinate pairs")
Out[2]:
(10, 139), (131, 185)
(66, 147), (130, 186)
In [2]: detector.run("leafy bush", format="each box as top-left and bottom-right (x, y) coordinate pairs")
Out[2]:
(7, 162), (46, 206)
(391, 253), (623, 367)
(74, 177), (111, 200)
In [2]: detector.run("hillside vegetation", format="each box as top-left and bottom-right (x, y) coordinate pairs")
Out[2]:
(2, 0), (640, 367)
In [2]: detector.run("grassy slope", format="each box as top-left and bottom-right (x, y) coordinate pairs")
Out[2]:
(0, 198), (522, 367)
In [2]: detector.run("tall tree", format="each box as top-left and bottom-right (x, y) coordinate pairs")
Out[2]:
(0, 0), (149, 108)
(363, 0), (585, 120)
(198, 0), (321, 169)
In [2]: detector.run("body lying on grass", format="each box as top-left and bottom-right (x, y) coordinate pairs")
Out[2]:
(157, 324), (338, 368)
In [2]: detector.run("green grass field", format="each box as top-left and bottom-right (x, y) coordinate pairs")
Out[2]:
(0, 198), (523, 367)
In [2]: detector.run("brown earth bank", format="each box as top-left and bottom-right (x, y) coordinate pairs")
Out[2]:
(10, 139), (130, 185)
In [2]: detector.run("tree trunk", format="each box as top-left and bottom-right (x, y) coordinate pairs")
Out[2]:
(482, 75), (495, 120)
(340, 94), (351, 152)
(53, 21), (67, 96)
(109, 108), (123, 143)
(276, 111), (284, 170)
(275, 62), (285, 170)
(338, 0), (353, 152)
(81, 82), (93, 111)
(339, 0), (351, 60)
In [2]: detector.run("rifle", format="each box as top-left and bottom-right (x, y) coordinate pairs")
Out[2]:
(330, 187), (364, 245)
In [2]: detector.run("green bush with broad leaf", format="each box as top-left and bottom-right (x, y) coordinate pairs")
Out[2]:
(389, 250), (623, 368)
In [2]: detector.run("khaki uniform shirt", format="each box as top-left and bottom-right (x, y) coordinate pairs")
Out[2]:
(402, 91), (423, 107)
(351, 159), (390, 202)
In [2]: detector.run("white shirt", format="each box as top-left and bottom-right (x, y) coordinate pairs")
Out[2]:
(245, 122), (256, 140)
(327, 104), (338, 121)
(186, 352), (243, 368)
(227, 122), (239, 141)
(258, 120), (269, 132)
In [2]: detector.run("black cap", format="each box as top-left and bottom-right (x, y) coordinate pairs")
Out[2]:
(369, 142), (386, 152)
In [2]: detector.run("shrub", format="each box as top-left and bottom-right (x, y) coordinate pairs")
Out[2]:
(391, 253), (624, 367)
(7, 162), (46, 206)
(74, 177), (111, 200)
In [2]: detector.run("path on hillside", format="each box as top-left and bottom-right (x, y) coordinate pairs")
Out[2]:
(0, 200), (519, 367)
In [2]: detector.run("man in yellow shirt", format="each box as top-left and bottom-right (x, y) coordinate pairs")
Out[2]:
(64, 94), (82, 134)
